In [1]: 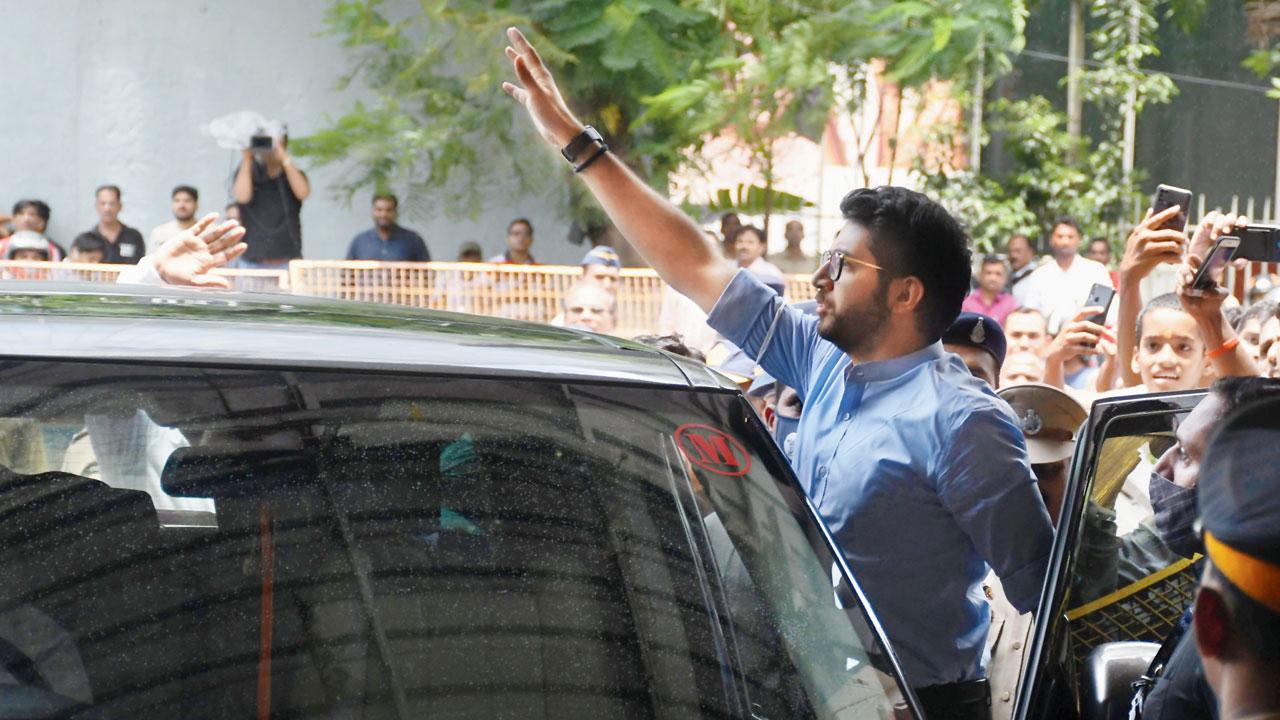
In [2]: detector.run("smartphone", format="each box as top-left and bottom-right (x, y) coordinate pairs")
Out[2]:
(1190, 236), (1240, 292)
(1227, 224), (1280, 264)
(1151, 184), (1192, 233)
(1082, 283), (1115, 326)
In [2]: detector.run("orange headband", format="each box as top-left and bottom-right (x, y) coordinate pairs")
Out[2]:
(1204, 530), (1280, 614)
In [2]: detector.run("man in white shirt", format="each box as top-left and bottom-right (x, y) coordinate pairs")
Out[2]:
(148, 186), (199, 249)
(1012, 217), (1113, 333)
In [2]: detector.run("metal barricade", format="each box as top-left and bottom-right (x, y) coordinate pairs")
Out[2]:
(1, 258), (814, 338)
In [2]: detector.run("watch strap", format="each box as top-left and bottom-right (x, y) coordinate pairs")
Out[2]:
(561, 126), (604, 163)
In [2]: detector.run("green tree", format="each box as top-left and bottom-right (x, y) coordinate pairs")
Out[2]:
(918, 0), (1183, 253)
(295, 0), (722, 240)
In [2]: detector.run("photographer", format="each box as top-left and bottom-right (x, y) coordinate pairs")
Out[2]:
(231, 132), (310, 268)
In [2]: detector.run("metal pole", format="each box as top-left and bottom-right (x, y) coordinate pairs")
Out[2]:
(1067, 0), (1085, 150)
(970, 38), (986, 175)
(1121, 0), (1139, 186)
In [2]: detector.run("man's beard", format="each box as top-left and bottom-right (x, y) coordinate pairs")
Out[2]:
(816, 282), (893, 356)
(176, 211), (195, 222)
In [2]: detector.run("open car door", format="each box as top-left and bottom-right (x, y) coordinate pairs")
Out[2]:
(1016, 390), (1207, 720)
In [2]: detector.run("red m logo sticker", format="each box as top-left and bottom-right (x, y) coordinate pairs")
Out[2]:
(675, 424), (752, 477)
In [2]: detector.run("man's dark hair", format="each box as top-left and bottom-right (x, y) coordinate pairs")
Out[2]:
(71, 233), (107, 254)
(1209, 376), (1280, 416)
(508, 218), (533, 235)
(95, 184), (122, 201)
(1005, 306), (1046, 324)
(12, 199), (51, 222)
(838, 186), (971, 340)
(732, 225), (765, 245)
(980, 254), (1006, 269)
(1006, 233), (1030, 248)
(171, 185), (198, 201)
(1087, 237), (1110, 253)
(1052, 216), (1081, 235)
(1237, 300), (1278, 331)
(1135, 292), (1188, 339)
(373, 193), (398, 208)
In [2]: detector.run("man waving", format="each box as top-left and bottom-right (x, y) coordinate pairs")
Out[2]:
(501, 28), (1051, 719)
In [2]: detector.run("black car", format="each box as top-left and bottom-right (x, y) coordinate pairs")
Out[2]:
(0, 283), (920, 719)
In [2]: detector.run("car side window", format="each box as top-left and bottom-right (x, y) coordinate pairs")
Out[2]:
(0, 362), (912, 719)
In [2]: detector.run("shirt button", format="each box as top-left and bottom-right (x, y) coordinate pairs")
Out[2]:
(841, 412), (851, 421)
(1001, 692), (1011, 703)
(1012, 641), (1022, 651)
(817, 466), (829, 479)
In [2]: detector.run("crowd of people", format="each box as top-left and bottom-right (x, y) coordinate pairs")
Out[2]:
(7, 26), (1280, 720)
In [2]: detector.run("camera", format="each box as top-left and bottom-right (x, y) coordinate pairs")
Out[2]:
(249, 134), (274, 152)
(1222, 224), (1280, 263)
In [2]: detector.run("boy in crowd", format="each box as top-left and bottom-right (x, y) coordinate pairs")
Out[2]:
(1234, 300), (1275, 366)
(1116, 208), (1256, 389)
(68, 233), (107, 264)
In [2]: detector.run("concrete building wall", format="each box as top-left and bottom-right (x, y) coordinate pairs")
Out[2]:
(0, 0), (575, 263)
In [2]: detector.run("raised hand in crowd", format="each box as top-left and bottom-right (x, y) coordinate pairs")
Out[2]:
(1043, 307), (1112, 390)
(133, 213), (246, 288)
(1115, 205), (1188, 387)
(1177, 250), (1257, 378)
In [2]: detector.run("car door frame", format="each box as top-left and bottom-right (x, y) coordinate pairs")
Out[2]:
(1014, 389), (1207, 720)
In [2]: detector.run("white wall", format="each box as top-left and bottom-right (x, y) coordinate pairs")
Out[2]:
(0, 0), (574, 262)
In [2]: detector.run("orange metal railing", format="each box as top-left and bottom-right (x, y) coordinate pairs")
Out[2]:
(0, 258), (818, 338)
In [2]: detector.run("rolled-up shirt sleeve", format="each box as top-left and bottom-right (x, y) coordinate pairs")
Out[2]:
(935, 407), (1054, 614)
(706, 270), (822, 395)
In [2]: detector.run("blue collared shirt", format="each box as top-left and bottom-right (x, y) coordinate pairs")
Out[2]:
(708, 270), (1053, 687)
(345, 226), (431, 262)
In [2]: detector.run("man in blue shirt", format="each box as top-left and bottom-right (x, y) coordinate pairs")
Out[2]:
(499, 29), (1053, 718)
(345, 194), (430, 262)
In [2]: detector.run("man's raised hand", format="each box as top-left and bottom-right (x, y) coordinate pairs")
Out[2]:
(152, 213), (247, 289)
(501, 27), (585, 148)
(1120, 205), (1187, 282)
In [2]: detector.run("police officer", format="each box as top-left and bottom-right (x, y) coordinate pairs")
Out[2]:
(500, 29), (1052, 719)
(942, 312), (1007, 389)
(1192, 397), (1280, 720)
(983, 383), (1087, 718)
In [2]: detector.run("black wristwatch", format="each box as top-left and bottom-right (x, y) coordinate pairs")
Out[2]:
(561, 126), (604, 163)
(561, 126), (609, 173)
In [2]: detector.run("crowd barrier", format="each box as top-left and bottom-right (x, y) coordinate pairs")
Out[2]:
(4, 258), (1274, 338)
(0, 259), (817, 338)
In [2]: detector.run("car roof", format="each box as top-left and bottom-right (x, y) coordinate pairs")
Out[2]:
(0, 282), (734, 389)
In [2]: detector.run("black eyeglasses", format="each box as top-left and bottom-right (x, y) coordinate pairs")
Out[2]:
(820, 250), (883, 282)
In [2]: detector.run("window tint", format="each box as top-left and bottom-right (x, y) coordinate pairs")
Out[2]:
(0, 362), (907, 718)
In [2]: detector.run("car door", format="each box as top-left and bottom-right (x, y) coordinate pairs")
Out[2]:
(1016, 390), (1207, 720)
(0, 358), (921, 719)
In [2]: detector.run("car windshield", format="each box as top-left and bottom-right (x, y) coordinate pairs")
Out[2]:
(0, 361), (906, 719)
